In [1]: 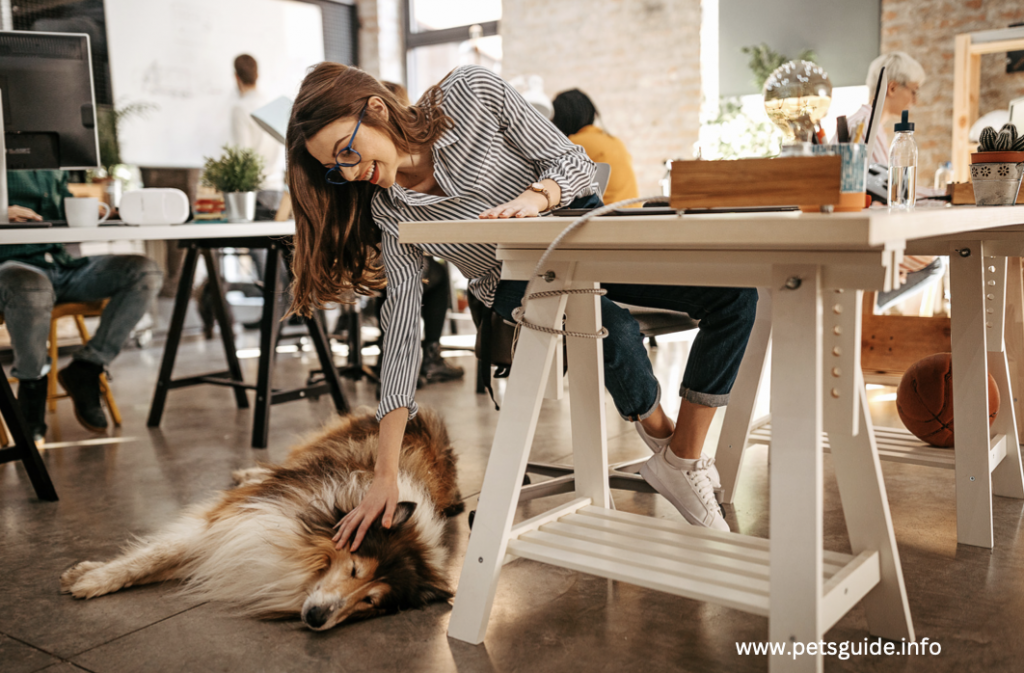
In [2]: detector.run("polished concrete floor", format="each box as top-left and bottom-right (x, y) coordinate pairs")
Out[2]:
(3, 330), (1024, 673)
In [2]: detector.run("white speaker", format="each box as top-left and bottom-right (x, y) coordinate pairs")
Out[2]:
(119, 188), (190, 226)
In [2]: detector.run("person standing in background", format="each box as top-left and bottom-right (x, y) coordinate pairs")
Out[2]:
(230, 54), (285, 210)
(552, 89), (639, 205)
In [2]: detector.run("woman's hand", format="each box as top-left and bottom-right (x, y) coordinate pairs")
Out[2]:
(479, 194), (545, 219)
(332, 472), (400, 552)
(8, 205), (42, 222)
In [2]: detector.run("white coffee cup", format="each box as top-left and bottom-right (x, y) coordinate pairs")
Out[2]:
(65, 197), (111, 228)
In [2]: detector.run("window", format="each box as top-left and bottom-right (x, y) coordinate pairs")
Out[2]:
(405, 0), (501, 101)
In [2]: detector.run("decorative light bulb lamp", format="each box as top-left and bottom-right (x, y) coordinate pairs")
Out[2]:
(763, 60), (833, 156)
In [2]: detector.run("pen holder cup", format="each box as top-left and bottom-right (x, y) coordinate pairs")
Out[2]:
(803, 143), (869, 212)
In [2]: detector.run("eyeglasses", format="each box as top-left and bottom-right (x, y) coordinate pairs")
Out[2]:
(325, 102), (368, 185)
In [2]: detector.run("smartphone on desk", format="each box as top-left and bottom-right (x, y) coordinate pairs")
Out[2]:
(1, 221), (53, 228)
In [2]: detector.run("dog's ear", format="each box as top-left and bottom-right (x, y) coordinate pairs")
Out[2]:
(416, 583), (454, 605)
(387, 502), (417, 530)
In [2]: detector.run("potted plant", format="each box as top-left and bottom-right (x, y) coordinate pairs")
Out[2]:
(202, 145), (266, 223)
(970, 123), (1024, 206)
(93, 102), (155, 207)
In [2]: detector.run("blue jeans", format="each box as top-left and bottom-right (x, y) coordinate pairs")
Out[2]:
(492, 281), (758, 419)
(0, 255), (162, 380)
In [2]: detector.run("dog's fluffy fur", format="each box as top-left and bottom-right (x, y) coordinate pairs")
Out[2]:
(60, 409), (462, 631)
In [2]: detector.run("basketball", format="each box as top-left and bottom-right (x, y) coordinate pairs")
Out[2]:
(896, 353), (999, 448)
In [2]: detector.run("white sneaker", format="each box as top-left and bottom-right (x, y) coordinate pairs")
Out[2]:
(639, 451), (730, 531)
(634, 421), (723, 492)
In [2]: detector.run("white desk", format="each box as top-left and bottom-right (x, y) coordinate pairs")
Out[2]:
(0, 220), (347, 449)
(401, 207), (1023, 673)
(0, 221), (295, 244)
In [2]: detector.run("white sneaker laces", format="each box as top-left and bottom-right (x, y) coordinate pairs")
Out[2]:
(685, 457), (719, 511)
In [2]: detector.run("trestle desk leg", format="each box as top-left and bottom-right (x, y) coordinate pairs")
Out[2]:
(717, 287), (771, 505)
(769, 266), (823, 673)
(447, 264), (573, 645)
(985, 257), (1024, 500)
(305, 312), (350, 414)
(201, 248), (250, 410)
(252, 245), (283, 449)
(829, 378), (915, 641)
(565, 286), (610, 508)
(147, 245), (199, 427)
(949, 241), (995, 548)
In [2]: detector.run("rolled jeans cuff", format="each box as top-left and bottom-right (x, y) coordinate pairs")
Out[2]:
(621, 381), (662, 422)
(680, 387), (730, 408)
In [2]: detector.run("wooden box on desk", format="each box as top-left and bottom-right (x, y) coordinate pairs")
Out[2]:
(670, 155), (841, 209)
(947, 181), (1024, 205)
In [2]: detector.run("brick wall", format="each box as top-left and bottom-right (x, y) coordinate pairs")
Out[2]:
(358, 0), (404, 82)
(882, 0), (1024, 179)
(501, 0), (703, 197)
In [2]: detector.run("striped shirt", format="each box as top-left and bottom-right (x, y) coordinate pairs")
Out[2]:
(370, 65), (596, 421)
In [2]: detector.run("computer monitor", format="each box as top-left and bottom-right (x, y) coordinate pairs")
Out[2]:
(0, 30), (99, 170)
(0, 30), (99, 224)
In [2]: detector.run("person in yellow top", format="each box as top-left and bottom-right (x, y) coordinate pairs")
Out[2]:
(552, 89), (639, 205)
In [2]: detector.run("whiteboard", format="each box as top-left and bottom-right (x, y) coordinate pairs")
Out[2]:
(104, 0), (324, 168)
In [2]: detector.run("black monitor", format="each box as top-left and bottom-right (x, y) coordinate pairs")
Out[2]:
(0, 30), (99, 171)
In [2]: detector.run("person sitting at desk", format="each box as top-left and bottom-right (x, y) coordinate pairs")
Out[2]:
(0, 170), (162, 443)
(551, 89), (639, 206)
(285, 64), (756, 544)
(832, 52), (944, 311)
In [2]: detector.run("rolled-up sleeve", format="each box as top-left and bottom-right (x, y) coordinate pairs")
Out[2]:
(377, 229), (426, 421)
(460, 66), (595, 207)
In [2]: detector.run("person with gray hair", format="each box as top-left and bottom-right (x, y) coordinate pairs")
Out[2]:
(835, 51), (926, 165)
(833, 52), (941, 311)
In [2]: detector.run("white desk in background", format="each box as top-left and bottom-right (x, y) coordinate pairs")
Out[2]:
(0, 221), (348, 449)
(401, 206), (1024, 673)
(0, 221), (295, 244)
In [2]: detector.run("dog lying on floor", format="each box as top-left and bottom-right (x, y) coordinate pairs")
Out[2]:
(60, 409), (462, 631)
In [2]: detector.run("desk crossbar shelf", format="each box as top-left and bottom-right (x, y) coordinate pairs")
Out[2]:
(748, 421), (965, 469)
(506, 504), (878, 622)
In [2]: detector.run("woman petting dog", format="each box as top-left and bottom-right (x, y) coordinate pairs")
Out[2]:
(286, 64), (758, 541)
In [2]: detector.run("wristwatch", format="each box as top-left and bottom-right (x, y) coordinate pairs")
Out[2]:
(528, 182), (555, 212)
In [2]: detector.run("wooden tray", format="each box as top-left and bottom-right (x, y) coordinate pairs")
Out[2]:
(670, 156), (841, 209)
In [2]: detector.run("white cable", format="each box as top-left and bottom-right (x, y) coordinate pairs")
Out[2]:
(511, 195), (670, 339)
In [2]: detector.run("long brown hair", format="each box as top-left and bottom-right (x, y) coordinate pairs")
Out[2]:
(286, 63), (453, 316)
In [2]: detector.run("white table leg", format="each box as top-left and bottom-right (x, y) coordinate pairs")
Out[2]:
(949, 241), (995, 548)
(564, 286), (610, 508)
(447, 264), (574, 644)
(717, 287), (772, 505)
(828, 376), (915, 641)
(985, 257), (1024, 499)
(769, 266), (824, 673)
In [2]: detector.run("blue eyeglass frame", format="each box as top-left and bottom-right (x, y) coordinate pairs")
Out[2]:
(324, 102), (369, 185)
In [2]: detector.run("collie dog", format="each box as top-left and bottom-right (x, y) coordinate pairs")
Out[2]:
(60, 409), (462, 631)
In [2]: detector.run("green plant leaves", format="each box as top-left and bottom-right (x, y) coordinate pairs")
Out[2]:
(202, 145), (267, 193)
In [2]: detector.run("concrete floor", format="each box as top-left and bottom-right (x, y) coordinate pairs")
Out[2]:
(3, 331), (1024, 673)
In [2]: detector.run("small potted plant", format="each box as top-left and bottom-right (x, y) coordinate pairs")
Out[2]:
(202, 145), (266, 223)
(970, 123), (1024, 206)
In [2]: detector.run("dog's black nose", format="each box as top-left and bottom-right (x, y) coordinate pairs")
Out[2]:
(303, 605), (330, 629)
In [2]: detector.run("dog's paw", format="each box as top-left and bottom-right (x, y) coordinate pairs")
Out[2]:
(65, 565), (129, 599)
(232, 466), (273, 486)
(60, 561), (106, 595)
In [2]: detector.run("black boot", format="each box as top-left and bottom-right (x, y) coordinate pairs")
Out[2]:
(57, 360), (108, 432)
(420, 342), (464, 384)
(16, 376), (48, 445)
